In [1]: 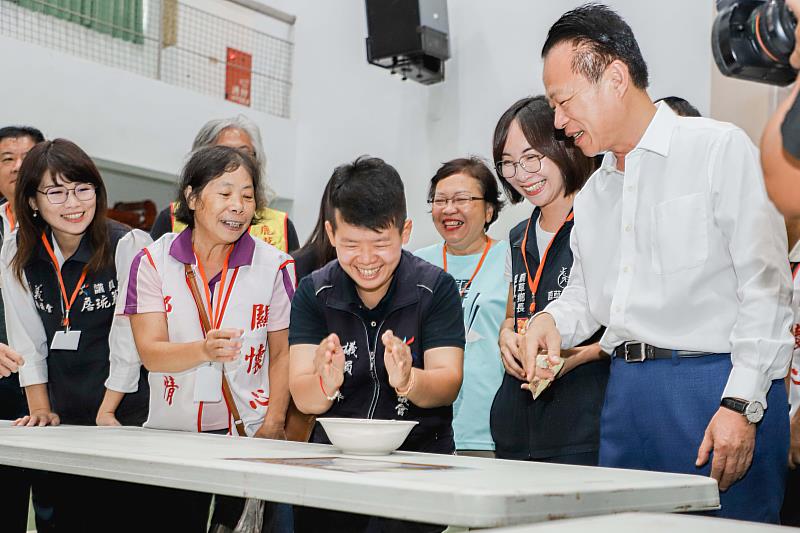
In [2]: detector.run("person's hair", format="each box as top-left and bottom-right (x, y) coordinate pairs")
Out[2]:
(173, 145), (264, 229)
(298, 173), (341, 271)
(328, 156), (406, 232)
(541, 3), (649, 89)
(427, 157), (504, 230)
(191, 115), (275, 204)
(13, 139), (110, 282)
(654, 96), (701, 118)
(0, 125), (45, 145)
(493, 96), (596, 204)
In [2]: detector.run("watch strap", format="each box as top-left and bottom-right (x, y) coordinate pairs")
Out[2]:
(720, 397), (748, 414)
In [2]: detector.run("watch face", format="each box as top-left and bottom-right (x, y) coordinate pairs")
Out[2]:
(745, 401), (764, 423)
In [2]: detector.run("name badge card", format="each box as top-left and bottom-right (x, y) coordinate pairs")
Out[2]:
(50, 330), (81, 351)
(193, 364), (222, 403)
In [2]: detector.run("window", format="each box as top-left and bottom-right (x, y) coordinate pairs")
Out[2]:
(12, 0), (144, 43)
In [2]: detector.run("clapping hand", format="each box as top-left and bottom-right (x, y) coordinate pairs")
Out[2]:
(314, 333), (345, 396)
(382, 330), (413, 391)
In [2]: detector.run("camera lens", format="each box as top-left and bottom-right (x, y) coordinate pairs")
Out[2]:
(750, 0), (796, 63)
(712, 0), (798, 86)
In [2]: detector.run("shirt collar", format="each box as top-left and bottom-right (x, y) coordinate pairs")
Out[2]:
(169, 227), (256, 267)
(790, 240), (800, 263)
(325, 251), (419, 313)
(632, 101), (677, 157)
(37, 228), (93, 265)
(598, 101), (678, 172)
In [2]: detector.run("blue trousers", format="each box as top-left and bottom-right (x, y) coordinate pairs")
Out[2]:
(599, 354), (788, 523)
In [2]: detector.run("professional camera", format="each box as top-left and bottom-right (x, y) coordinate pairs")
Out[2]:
(712, 0), (798, 86)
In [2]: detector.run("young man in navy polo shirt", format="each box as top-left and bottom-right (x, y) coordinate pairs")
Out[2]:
(289, 156), (465, 533)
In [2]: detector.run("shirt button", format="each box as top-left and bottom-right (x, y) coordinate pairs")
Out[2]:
(623, 266), (630, 273)
(624, 225), (632, 232)
(626, 185), (634, 192)
(614, 306), (621, 313)
(370, 321), (377, 327)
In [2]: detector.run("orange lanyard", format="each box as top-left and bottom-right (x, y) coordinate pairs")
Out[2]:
(521, 211), (574, 314)
(40, 233), (88, 329)
(5, 203), (15, 231)
(443, 237), (493, 298)
(193, 246), (239, 331)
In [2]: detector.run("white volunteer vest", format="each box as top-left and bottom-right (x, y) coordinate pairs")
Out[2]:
(142, 233), (288, 436)
(790, 263), (800, 419)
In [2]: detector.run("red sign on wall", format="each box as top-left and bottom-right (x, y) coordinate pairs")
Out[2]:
(225, 47), (252, 106)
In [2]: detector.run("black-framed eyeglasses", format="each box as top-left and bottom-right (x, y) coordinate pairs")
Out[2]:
(37, 183), (96, 205)
(428, 196), (485, 209)
(496, 153), (545, 179)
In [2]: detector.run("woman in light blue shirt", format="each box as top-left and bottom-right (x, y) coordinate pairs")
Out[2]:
(416, 157), (507, 456)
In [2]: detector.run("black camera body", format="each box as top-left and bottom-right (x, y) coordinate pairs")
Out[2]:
(712, 0), (798, 86)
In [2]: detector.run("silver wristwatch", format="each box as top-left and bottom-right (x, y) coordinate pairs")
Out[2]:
(721, 397), (764, 424)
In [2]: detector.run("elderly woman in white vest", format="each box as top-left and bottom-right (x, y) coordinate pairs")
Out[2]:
(123, 145), (295, 531)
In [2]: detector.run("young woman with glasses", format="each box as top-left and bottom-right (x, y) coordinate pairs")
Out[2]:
(0, 138), (153, 530)
(489, 96), (609, 466)
(414, 157), (507, 457)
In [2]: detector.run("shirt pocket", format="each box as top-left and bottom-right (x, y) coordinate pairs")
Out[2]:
(650, 193), (708, 274)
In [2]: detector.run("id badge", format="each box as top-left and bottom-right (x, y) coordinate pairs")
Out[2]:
(50, 330), (81, 351)
(193, 364), (222, 403)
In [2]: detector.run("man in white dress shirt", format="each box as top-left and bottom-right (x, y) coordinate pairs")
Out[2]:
(525, 4), (793, 523)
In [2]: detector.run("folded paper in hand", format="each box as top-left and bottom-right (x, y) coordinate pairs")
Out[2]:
(531, 353), (564, 400)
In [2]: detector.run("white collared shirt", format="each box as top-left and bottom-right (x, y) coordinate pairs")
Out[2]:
(789, 242), (800, 418)
(544, 103), (793, 408)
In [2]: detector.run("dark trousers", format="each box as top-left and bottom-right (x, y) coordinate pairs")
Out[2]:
(0, 373), (31, 533)
(0, 465), (30, 533)
(29, 472), (211, 533)
(782, 466), (800, 526)
(293, 427), (454, 533)
(599, 354), (788, 523)
(535, 450), (599, 466)
(293, 510), (445, 533)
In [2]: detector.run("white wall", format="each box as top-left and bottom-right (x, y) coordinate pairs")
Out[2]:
(1, 0), (718, 247)
(270, 0), (716, 248)
(0, 0), (296, 211)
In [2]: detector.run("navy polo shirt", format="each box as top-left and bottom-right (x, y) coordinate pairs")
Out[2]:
(290, 251), (465, 453)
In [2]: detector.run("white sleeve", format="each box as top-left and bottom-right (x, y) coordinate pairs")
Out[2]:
(105, 230), (152, 393)
(1, 236), (49, 386)
(537, 221), (603, 350)
(710, 129), (794, 407)
(504, 245), (512, 284)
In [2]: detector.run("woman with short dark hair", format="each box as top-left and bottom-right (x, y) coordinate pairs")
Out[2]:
(125, 145), (295, 530)
(415, 156), (507, 457)
(489, 96), (609, 466)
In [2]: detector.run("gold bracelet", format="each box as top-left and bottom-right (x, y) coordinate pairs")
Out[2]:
(394, 368), (416, 397)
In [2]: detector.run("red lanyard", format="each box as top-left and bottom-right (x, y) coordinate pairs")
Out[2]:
(40, 233), (88, 329)
(193, 246), (239, 332)
(443, 237), (493, 298)
(520, 211), (574, 314)
(5, 203), (15, 231)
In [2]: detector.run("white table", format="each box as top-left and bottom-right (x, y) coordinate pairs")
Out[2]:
(481, 512), (790, 532)
(0, 425), (719, 528)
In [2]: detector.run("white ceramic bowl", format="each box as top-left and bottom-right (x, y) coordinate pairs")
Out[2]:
(317, 418), (418, 456)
